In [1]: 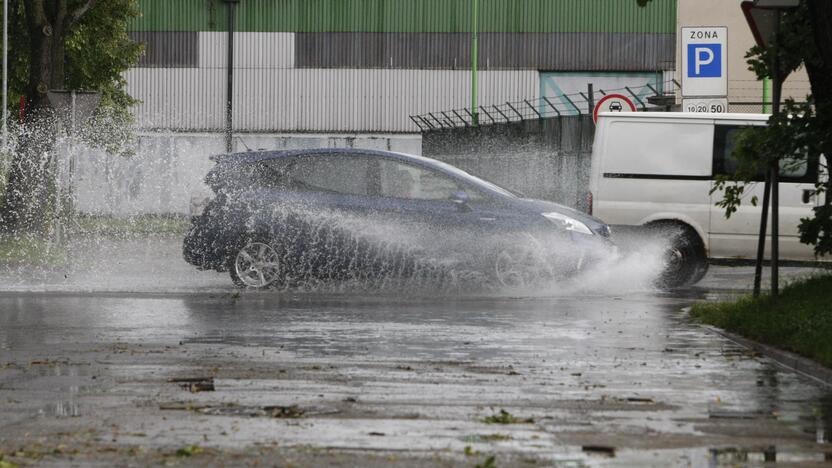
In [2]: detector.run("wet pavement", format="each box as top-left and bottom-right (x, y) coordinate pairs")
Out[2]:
(1, 236), (831, 466)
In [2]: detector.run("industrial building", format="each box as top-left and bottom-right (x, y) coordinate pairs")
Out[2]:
(79, 0), (805, 215)
(126, 0), (677, 135)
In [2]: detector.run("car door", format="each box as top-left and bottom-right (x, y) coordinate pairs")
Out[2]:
(370, 157), (507, 252)
(708, 124), (819, 261)
(255, 154), (383, 273)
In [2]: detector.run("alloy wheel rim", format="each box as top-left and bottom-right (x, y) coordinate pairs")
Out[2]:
(234, 242), (281, 288)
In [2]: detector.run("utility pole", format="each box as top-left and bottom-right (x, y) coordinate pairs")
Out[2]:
(2, 0), (8, 151)
(471, 0), (478, 126)
(224, 0), (238, 153)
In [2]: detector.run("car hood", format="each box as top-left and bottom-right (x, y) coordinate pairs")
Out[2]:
(511, 198), (610, 237)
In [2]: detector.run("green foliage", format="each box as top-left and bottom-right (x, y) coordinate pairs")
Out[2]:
(691, 274), (832, 368)
(2, 0), (143, 156)
(712, 98), (831, 255)
(174, 445), (203, 457)
(482, 409), (532, 424)
(708, 1), (832, 257)
(476, 455), (497, 468)
(744, 4), (819, 81)
(66, 0), (144, 156)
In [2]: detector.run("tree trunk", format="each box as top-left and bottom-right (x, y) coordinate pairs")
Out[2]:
(806, 0), (832, 205)
(0, 0), (65, 233)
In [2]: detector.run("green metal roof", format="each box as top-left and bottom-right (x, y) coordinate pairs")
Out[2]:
(130, 0), (676, 34)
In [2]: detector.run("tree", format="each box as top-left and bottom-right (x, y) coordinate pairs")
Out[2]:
(640, 0), (832, 256)
(711, 1), (832, 257)
(0, 0), (142, 233)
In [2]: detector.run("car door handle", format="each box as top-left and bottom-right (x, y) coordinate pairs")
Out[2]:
(803, 189), (815, 204)
(479, 217), (497, 222)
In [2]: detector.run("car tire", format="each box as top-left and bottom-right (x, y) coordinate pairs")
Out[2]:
(490, 234), (555, 288)
(228, 237), (285, 289)
(651, 223), (708, 289)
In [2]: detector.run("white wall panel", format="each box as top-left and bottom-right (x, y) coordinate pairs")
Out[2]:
(127, 68), (538, 132)
(125, 68), (225, 130)
(198, 32), (295, 69)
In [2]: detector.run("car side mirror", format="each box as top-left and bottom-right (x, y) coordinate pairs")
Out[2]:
(449, 191), (472, 212)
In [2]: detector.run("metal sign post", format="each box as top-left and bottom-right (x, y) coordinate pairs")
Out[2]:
(2, 0), (8, 151)
(741, 0), (798, 297)
(47, 90), (101, 244)
(592, 94), (636, 124)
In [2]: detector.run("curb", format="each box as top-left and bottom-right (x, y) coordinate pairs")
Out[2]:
(700, 324), (832, 388)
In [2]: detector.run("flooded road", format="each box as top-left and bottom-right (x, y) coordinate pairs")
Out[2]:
(1, 286), (831, 466)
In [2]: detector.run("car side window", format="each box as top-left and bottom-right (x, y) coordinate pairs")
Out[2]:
(376, 159), (482, 201)
(713, 125), (815, 182)
(268, 155), (370, 196)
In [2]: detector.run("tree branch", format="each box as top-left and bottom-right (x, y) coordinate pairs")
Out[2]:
(66, 0), (96, 31)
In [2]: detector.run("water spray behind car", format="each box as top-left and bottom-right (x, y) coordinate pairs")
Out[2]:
(183, 148), (670, 296)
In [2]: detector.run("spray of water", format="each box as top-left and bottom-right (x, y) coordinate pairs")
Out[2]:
(192, 201), (668, 297)
(0, 123), (669, 295)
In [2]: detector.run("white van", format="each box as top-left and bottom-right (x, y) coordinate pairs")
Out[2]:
(589, 112), (822, 285)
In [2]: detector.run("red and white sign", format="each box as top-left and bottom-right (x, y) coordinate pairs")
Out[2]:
(593, 93), (637, 123)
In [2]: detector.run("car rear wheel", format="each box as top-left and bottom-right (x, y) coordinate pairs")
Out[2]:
(229, 240), (283, 289)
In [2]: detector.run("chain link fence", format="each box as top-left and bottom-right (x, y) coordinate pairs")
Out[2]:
(728, 102), (769, 113)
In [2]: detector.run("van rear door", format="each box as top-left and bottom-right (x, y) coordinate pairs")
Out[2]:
(591, 116), (713, 237)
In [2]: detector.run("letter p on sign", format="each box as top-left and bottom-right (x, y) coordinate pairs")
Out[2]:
(687, 44), (721, 78)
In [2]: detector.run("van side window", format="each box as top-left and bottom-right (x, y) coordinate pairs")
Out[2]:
(712, 125), (815, 183)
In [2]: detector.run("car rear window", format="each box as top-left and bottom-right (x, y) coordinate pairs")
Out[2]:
(260, 155), (371, 196)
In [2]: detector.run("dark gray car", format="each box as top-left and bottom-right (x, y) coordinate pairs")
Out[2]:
(183, 148), (615, 289)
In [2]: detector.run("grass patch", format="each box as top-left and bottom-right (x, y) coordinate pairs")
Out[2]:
(69, 214), (190, 236)
(0, 234), (67, 266)
(690, 274), (832, 368)
(482, 409), (533, 424)
(175, 445), (203, 457)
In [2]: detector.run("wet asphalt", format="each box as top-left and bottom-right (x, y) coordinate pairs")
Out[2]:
(1, 237), (831, 466)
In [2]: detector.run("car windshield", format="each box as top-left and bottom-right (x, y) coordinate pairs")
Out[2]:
(253, 153), (524, 199)
(417, 158), (523, 198)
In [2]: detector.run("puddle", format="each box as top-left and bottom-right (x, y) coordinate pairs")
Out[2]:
(708, 446), (832, 464)
(169, 376), (215, 393)
(40, 400), (81, 418)
(159, 402), (338, 418)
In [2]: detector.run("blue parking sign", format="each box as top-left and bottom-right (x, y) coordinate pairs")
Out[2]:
(687, 44), (721, 78)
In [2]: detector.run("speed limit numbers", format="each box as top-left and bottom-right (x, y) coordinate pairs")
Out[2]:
(682, 98), (728, 113)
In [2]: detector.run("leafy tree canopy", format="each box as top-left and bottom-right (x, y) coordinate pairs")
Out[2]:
(3, 0), (142, 153)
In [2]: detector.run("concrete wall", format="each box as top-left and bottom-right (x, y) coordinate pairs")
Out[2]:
(421, 116), (594, 212)
(73, 119), (595, 216)
(73, 132), (421, 216)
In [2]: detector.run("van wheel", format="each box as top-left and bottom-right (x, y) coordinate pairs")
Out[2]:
(650, 223), (708, 289)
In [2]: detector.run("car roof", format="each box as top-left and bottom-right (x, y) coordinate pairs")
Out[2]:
(212, 147), (442, 168)
(210, 148), (519, 198)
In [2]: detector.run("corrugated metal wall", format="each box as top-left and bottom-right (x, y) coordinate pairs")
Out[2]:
(127, 68), (538, 132)
(295, 32), (673, 70)
(124, 0), (677, 132)
(130, 0), (676, 33)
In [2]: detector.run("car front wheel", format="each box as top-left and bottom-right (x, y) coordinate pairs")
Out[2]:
(653, 224), (708, 288)
(228, 240), (283, 289)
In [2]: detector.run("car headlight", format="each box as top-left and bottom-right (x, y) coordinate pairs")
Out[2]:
(542, 212), (594, 235)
